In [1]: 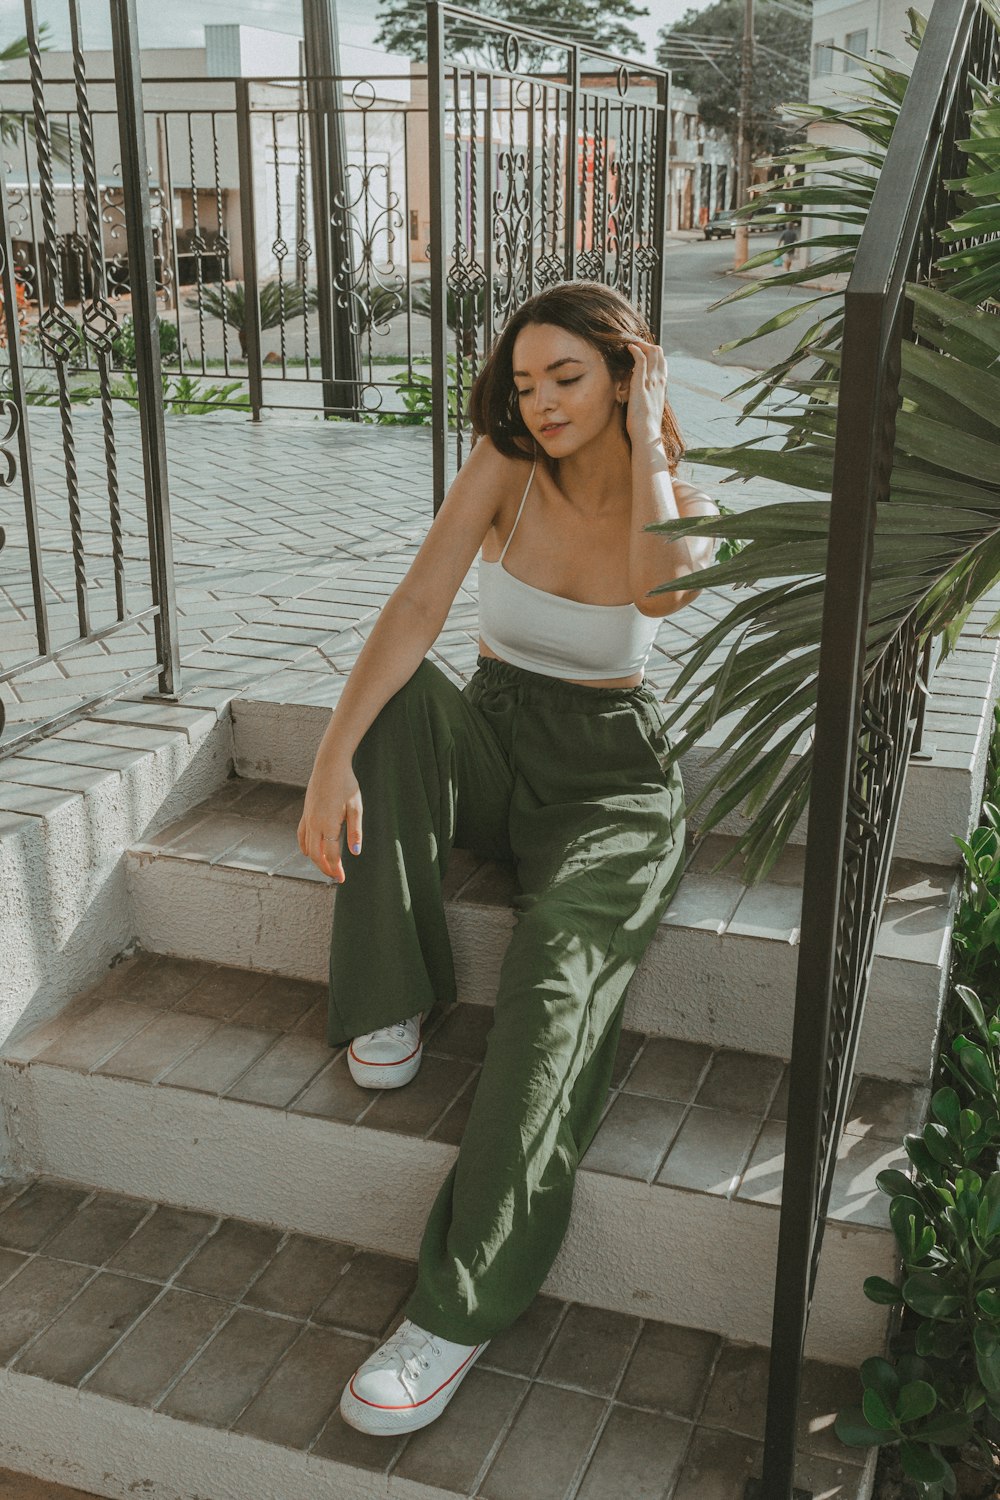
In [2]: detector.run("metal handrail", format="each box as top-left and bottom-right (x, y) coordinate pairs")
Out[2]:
(755, 1), (993, 1493)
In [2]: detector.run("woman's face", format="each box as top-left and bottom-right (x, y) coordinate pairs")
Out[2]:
(511, 322), (626, 454)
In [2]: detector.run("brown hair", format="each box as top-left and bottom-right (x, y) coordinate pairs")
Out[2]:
(467, 280), (684, 476)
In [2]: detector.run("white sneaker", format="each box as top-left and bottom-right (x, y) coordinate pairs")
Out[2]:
(340, 1316), (489, 1435)
(347, 1010), (426, 1089)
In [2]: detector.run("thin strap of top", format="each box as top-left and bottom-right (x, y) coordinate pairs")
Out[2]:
(498, 457), (537, 564)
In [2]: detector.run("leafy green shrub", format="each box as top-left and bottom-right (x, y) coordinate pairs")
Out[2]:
(371, 354), (475, 425)
(835, 996), (1000, 1493)
(952, 802), (1000, 991)
(110, 314), (181, 369)
(835, 692), (1000, 1497)
(713, 503), (746, 565)
(109, 371), (246, 415)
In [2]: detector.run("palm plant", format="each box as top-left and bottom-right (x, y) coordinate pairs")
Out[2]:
(190, 278), (415, 355)
(410, 279), (486, 357)
(641, 1), (1000, 885)
(1, 28), (75, 167)
(187, 280), (316, 358)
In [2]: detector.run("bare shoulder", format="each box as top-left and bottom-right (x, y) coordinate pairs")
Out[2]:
(463, 433), (535, 485)
(458, 435), (536, 527)
(394, 435), (532, 625)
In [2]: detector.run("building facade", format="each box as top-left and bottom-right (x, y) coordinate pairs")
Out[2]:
(809, 0), (917, 144)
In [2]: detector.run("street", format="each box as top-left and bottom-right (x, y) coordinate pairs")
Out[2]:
(661, 235), (821, 371)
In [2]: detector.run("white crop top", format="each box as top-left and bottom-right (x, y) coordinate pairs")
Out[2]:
(478, 457), (670, 681)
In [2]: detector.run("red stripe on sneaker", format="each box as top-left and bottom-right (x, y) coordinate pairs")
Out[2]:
(348, 1344), (485, 1410)
(348, 1038), (422, 1067)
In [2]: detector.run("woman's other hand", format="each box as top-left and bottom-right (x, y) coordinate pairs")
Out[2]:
(297, 759), (363, 884)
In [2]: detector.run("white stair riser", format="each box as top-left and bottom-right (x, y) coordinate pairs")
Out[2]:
(0, 1371), (440, 1500)
(1, 1062), (894, 1367)
(125, 854), (944, 1083)
(1, 719), (233, 1062)
(230, 698), (986, 868)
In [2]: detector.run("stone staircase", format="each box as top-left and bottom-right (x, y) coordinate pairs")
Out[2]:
(0, 611), (997, 1498)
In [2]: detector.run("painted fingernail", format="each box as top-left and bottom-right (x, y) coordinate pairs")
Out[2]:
(351, 842), (361, 853)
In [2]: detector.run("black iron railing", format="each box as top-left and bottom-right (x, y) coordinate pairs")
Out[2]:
(426, 0), (670, 506)
(0, 0), (674, 751)
(1, 75), (421, 419)
(755, 2), (1000, 1495)
(0, 0), (178, 757)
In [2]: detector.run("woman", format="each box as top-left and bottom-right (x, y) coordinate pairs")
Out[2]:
(296, 280), (719, 1438)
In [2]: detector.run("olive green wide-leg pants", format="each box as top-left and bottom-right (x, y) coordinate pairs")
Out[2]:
(327, 654), (686, 1345)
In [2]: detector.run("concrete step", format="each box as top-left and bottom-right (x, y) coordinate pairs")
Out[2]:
(0, 1170), (875, 1500)
(120, 776), (957, 1085)
(227, 608), (1000, 869)
(1, 952), (927, 1369)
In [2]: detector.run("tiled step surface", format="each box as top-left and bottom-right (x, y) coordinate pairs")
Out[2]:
(121, 776), (956, 1084)
(0, 1173), (872, 1500)
(2, 952), (924, 1364)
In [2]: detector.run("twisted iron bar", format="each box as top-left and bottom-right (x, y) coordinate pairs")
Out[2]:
(272, 109), (290, 371)
(69, 0), (126, 620)
(210, 112), (231, 374)
(295, 105), (313, 375)
(187, 115), (207, 363)
(25, 0), (89, 639)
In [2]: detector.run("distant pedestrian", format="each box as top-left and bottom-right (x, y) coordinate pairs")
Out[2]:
(777, 223), (800, 272)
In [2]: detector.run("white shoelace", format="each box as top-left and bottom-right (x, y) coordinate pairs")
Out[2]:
(361, 1015), (420, 1044)
(379, 1320), (442, 1384)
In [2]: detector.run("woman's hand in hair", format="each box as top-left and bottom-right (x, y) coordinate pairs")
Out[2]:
(297, 758), (364, 884)
(624, 339), (668, 448)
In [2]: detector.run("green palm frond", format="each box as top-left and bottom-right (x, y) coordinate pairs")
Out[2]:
(938, 77), (1000, 306)
(701, 14), (933, 430)
(1, 27), (75, 168)
(188, 280), (314, 339)
(642, 0), (1000, 886)
(652, 280), (1000, 886)
(189, 280), (410, 355)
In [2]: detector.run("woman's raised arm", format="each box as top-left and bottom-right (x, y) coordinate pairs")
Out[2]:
(297, 435), (524, 882)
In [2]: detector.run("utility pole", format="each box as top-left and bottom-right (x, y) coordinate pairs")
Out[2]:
(733, 0), (754, 269)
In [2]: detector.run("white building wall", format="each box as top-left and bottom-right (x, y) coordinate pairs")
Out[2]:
(1, 29), (412, 286)
(804, 0), (917, 262)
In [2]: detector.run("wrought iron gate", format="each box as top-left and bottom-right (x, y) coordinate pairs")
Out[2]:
(425, 1), (670, 508)
(0, 0), (178, 757)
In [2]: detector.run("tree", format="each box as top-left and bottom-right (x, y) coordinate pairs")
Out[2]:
(1, 27), (74, 167)
(657, 0), (810, 161)
(375, 0), (651, 63)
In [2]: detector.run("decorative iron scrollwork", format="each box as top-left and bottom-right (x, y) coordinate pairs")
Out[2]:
(0, 399), (19, 488)
(330, 156), (407, 339)
(0, 523), (5, 735)
(82, 295), (119, 356)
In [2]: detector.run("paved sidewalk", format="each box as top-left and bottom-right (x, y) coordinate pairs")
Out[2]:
(0, 354), (808, 747)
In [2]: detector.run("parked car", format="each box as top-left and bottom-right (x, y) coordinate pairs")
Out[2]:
(703, 208), (770, 239)
(704, 209), (739, 239)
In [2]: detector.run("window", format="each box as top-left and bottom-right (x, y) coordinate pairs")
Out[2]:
(813, 38), (835, 75)
(844, 28), (868, 69)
